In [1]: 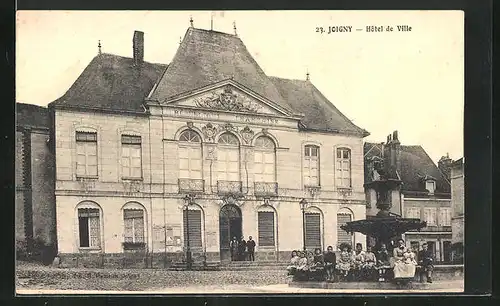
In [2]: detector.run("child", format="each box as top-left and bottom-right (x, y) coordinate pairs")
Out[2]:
(286, 250), (299, 275)
(376, 243), (391, 282)
(336, 244), (353, 279)
(324, 246), (337, 282)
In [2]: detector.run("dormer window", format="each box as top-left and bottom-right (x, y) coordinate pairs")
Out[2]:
(425, 180), (436, 194)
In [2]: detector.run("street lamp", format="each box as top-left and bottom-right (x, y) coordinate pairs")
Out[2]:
(183, 194), (194, 271)
(299, 198), (308, 252)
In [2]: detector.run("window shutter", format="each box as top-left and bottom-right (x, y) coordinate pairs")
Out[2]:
(258, 212), (275, 246)
(305, 213), (321, 250)
(183, 210), (202, 248)
(337, 214), (353, 247)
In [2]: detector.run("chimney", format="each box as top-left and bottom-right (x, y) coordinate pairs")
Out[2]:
(133, 31), (144, 66)
(383, 131), (401, 178)
(391, 131), (401, 176)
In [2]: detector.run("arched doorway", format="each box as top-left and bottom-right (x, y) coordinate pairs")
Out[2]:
(219, 204), (242, 261)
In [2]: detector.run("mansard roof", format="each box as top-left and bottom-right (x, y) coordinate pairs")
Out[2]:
(269, 77), (368, 136)
(49, 27), (369, 137)
(49, 53), (167, 113)
(148, 28), (288, 108)
(364, 142), (451, 196)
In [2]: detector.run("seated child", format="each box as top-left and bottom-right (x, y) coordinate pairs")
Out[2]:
(286, 250), (300, 275)
(376, 243), (391, 282)
(336, 245), (353, 278)
(323, 246), (337, 282)
(364, 246), (377, 268)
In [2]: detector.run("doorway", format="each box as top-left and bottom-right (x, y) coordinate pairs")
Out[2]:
(219, 204), (242, 262)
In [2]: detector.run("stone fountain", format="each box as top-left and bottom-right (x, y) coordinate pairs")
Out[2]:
(340, 154), (427, 251)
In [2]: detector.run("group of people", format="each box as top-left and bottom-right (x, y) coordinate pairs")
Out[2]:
(229, 236), (256, 261)
(287, 239), (435, 283)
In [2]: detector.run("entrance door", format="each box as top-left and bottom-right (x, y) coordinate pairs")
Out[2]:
(219, 204), (242, 261)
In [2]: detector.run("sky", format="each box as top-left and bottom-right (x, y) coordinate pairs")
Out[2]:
(16, 10), (464, 163)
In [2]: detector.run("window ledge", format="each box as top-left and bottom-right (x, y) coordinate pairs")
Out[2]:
(304, 185), (321, 189)
(122, 177), (143, 181)
(76, 175), (99, 180)
(79, 247), (102, 252)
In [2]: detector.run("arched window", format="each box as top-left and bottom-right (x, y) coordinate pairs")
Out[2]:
(337, 208), (354, 248)
(303, 145), (320, 186)
(305, 206), (322, 250)
(217, 132), (240, 181)
(257, 205), (276, 247)
(76, 201), (102, 249)
(336, 147), (351, 188)
(254, 136), (276, 183)
(178, 130), (202, 180)
(122, 202), (147, 250)
(183, 204), (204, 249)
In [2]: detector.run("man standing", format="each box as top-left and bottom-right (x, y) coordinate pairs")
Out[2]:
(230, 236), (239, 261)
(247, 236), (256, 261)
(418, 243), (434, 283)
(238, 236), (247, 261)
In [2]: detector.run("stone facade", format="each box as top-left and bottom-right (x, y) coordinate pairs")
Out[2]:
(54, 105), (367, 263)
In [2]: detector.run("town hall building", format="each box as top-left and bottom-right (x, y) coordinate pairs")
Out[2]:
(48, 24), (370, 267)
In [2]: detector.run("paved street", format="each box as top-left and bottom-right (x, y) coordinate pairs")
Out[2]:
(16, 262), (464, 294)
(17, 280), (464, 295)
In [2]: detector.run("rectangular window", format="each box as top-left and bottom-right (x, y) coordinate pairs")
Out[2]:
(423, 208), (437, 226)
(217, 148), (239, 181)
(305, 213), (321, 249)
(258, 212), (275, 246)
(183, 210), (202, 248)
(303, 146), (320, 186)
(439, 208), (451, 226)
(254, 151), (275, 182)
(426, 181), (436, 194)
(78, 208), (100, 248)
(336, 148), (351, 188)
(179, 145), (203, 179)
(121, 135), (142, 179)
(76, 131), (97, 177)
(124, 209), (145, 243)
(406, 207), (421, 219)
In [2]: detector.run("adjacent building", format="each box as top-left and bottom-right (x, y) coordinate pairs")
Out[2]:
(450, 157), (464, 263)
(49, 26), (370, 267)
(364, 131), (453, 263)
(15, 103), (57, 258)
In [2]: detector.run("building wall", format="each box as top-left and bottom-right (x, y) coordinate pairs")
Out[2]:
(15, 130), (26, 244)
(450, 161), (464, 244)
(54, 106), (367, 262)
(402, 196), (452, 263)
(30, 131), (56, 246)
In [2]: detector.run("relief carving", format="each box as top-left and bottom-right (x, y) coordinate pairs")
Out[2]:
(202, 123), (217, 142)
(240, 126), (255, 145)
(193, 86), (263, 113)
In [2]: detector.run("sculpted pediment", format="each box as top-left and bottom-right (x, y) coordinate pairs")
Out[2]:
(168, 83), (288, 116)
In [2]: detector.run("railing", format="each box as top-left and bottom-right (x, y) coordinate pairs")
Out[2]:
(254, 182), (278, 197)
(178, 178), (205, 193)
(217, 180), (243, 195)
